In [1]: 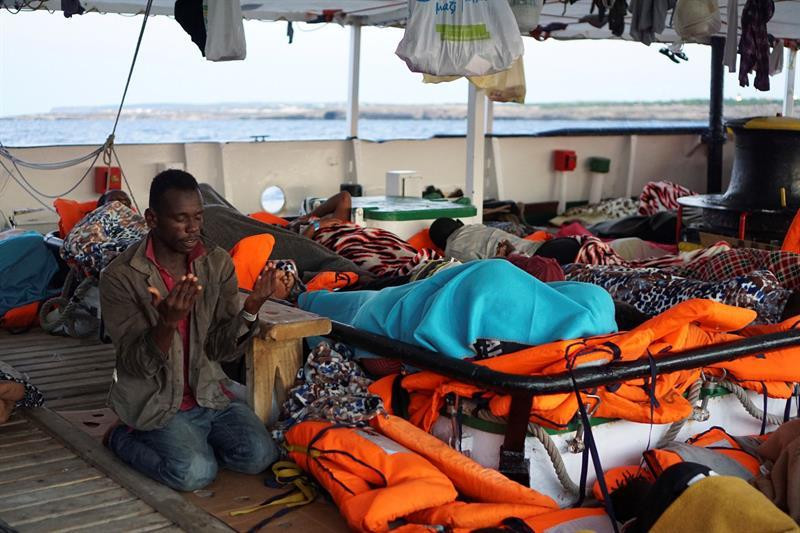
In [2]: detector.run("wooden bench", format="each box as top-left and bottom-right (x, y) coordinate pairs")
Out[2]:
(248, 299), (331, 422)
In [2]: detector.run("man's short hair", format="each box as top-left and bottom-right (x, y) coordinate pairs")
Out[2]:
(149, 169), (199, 212)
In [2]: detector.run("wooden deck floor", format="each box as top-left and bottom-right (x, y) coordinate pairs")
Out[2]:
(0, 415), (180, 533)
(1, 329), (114, 411)
(0, 329), (348, 533)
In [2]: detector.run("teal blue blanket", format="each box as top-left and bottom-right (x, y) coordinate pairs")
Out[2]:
(298, 259), (617, 359)
(0, 230), (58, 316)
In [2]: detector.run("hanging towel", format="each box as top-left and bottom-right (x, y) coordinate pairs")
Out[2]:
(738, 0), (775, 91)
(723, 0), (739, 72)
(770, 39), (785, 75)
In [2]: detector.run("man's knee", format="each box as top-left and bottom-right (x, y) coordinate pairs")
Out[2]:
(163, 452), (218, 492)
(234, 433), (278, 474)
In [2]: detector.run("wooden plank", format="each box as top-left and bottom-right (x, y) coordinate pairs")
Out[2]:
(0, 426), (44, 445)
(69, 512), (173, 533)
(1, 345), (112, 363)
(0, 439), (63, 461)
(256, 299), (331, 341)
(3, 487), (135, 526)
(247, 338), (304, 423)
(1, 447), (76, 471)
(24, 408), (233, 533)
(47, 393), (109, 410)
(42, 376), (113, 393)
(20, 499), (156, 533)
(0, 465), (104, 499)
(33, 368), (114, 387)
(71, 512), (173, 533)
(25, 359), (116, 376)
(0, 430), (50, 448)
(0, 457), (88, 485)
(18, 355), (115, 374)
(0, 478), (119, 513)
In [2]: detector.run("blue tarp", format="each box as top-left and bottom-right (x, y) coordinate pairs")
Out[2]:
(0, 230), (59, 316)
(299, 259), (617, 359)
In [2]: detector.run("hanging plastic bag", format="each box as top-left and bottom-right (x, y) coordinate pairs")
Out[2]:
(204, 0), (247, 61)
(396, 0), (524, 77)
(673, 0), (721, 41)
(423, 56), (527, 103)
(509, 0), (544, 33)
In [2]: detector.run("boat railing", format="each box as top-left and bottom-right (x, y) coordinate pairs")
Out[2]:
(329, 321), (800, 484)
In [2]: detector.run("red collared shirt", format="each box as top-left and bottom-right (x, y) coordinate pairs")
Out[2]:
(145, 236), (206, 410)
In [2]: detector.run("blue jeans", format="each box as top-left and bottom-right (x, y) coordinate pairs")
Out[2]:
(108, 401), (277, 491)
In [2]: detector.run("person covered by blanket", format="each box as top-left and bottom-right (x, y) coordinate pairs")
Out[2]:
(62, 189), (148, 276)
(97, 189), (133, 210)
(99, 170), (286, 492)
(287, 191), (442, 278)
(278, 258), (618, 360)
(429, 217), (581, 265)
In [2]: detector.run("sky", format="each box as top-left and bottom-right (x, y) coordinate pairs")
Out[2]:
(0, 9), (795, 117)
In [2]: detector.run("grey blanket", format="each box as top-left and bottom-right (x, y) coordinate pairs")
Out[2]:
(199, 187), (367, 281)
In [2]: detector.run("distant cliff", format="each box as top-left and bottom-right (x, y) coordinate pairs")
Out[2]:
(27, 100), (786, 121)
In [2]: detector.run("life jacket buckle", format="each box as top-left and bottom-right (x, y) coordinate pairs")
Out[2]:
(568, 394), (601, 453)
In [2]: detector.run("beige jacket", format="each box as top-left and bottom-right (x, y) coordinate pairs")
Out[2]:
(99, 237), (257, 430)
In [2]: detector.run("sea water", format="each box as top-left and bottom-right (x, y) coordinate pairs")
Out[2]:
(0, 118), (705, 147)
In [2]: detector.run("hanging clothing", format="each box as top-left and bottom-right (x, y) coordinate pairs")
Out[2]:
(738, 0), (776, 91)
(629, 0), (676, 45)
(174, 0), (207, 56)
(723, 0), (739, 72)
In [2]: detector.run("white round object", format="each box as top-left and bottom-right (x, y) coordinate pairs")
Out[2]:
(260, 185), (285, 214)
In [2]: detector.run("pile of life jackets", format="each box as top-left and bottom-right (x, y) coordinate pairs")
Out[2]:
(285, 414), (616, 532)
(368, 299), (800, 432)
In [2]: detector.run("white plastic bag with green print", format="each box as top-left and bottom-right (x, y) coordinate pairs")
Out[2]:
(396, 0), (524, 77)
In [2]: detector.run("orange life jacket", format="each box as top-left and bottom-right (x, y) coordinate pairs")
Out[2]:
(248, 211), (290, 227)
(782, 209), (800, 253)
(643, 426), (762, 479)
(305, 271), (360, 292)
(53, 198), (97, 237)
(406, 229), (443, 255)
(370, 300), (760, 430)
(370, 414), (556, 511)
(0, 301), (40, 330)
(284, 421), (457, 533)
(229, 233), (275, 290)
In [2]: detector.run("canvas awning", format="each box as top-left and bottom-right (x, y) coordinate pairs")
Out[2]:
(26, 0), (800, 41)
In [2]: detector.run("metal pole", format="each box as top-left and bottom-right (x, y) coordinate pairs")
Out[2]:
(706, 36), (726, 194)
(346, 23), (362, 139)
(486, 98), (494, 134)
(329, 320), (800, 395)
(784, 48), (798, 118)
(466, 83), (486, 221)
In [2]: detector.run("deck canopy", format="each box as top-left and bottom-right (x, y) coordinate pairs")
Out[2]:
(28, 0), (800, 41)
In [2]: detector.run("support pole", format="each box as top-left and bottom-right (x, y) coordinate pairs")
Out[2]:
(346, 23), (362, 139)
(486, 98), (494, 134)
(784, 47), (798, 118)
(706, 36), (726, 194)
(466, 83), (486, 222)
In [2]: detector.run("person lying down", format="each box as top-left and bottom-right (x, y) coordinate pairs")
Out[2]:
(273, 258), (618, 359)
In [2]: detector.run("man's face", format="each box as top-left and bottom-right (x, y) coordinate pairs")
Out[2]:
(145, 188), (203, 254)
